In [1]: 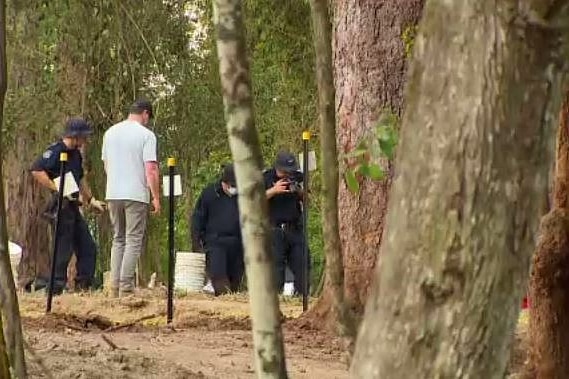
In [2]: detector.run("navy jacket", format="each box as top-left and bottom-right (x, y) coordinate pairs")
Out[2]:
(191, 181), (241, 249)
(30, 140), (83, 197)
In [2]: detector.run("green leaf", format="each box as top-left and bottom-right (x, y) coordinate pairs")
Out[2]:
(358, 163), (370, 176)
(379, 138), (397, 160)
(376, 125), (398, 159)
(345, 170), (360, 193)
(368, 164), (385, 180)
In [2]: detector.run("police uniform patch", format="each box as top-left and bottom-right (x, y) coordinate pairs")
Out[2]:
(42, 150), (53, 159)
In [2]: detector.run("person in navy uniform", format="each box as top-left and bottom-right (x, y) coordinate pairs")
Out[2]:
(30, 118), (106, 294)
(264, 151), (309, 296)
(191, 163), (243, 296)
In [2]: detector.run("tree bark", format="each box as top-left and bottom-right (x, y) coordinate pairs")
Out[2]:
(5, 4), (54, 291)
(5, 161), (52, 289)
(308, 0), (352, 337)
(212, 1), (287, 378)
(0, 0), (27, 377)
(311, 0), (424, 324)
(0, 315), (9, 379)
(351, 1), (568, 378)
(528, 91), (569, 378)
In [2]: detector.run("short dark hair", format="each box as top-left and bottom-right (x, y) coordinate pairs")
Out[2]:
(221, 163), (236, 186)
(129, 98), (153, 118)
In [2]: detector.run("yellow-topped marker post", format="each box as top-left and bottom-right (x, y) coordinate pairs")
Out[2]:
(167, 157), (176, 324)
(46, 152), (69, 313)
(301, 131), (310, 312)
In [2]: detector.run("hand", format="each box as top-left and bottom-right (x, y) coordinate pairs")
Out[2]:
(89, 198), (107, 213)
(270, 178), (290, 195)
(151, 197), (161, 215)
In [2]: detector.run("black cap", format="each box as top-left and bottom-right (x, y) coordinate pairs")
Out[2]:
(63, 117), (93, 137)
(129, 98), (153, 119)
(274, 151), (298, 173)
(221, 163), (236, 186)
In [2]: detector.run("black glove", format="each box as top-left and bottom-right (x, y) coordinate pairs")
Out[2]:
(41, 193), (58, 221)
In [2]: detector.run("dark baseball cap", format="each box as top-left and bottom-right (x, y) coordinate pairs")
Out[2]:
(221, 163), (236, 186)
(63, 117), (93, 137)
(274, 151), (299, 173)
(129, 98), (153, 119)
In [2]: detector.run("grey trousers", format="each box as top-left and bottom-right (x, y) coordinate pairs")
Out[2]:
(108, 200), (149, 293)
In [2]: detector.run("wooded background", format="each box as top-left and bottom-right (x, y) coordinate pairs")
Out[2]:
(6, 0), (324, 290)
(3, 0), (569, 378)
(5, 0), (422, 315)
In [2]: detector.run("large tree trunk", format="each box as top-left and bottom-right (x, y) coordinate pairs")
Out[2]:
(5, 4), (55, 291)
(310, 0), (424, 326)
(528, 91), (569, 378)
(0, 0), (27, 376)
(213, 0), (287, 377)
(350, 1), (568, 378)
(5, 154), (52, 289)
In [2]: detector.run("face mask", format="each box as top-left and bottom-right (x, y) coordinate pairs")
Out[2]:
(227, 187), (238, 196)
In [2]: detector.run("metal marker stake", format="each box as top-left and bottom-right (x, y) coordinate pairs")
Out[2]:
(46, 152), (68, 313)
(167, 157), (176, 324)
(302, 131), (310, 312)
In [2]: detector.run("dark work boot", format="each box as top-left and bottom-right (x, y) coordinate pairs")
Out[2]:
(74, 279), (92, 293)
(212, 277), (231, 296)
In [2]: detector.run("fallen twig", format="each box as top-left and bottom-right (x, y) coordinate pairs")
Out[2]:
(61, 322), (86, 332)
(101, 334), (119, 350)
(104, 313), (158, 332)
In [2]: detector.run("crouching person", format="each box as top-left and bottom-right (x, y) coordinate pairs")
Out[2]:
(191, 164), (243, 296)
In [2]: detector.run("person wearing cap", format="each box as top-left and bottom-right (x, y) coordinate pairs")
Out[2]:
(102, 98), (160, 298)
(30, 117), (106, 294)
(264, 151), (309, 295)
(191, 163), (243, 296)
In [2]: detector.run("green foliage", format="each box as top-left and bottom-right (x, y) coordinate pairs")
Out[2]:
(402, 24), (418, 59)
(342, 111), (399, 193)
(4, 0), (325, 290)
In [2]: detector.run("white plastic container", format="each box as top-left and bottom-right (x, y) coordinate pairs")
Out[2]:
(8, 241), (22, 287)
(174, 251), (206, 292)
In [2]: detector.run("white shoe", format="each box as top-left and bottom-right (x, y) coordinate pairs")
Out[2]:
(203, 280), (214, 294)
(283, 282), (295, 296)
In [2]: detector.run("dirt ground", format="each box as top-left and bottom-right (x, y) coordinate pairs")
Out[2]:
(16, 288), (532, 378)
(18, 289), (349, 379)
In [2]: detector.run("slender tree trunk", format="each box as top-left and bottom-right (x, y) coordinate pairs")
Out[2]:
(308, 0), (352, 337)
(0, 0), (27, 377)
(529, 90), (569, 378)
(351, 2), (568, 377)
(212, 1), (287, 378)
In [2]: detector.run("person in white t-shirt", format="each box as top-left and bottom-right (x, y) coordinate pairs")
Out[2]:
(102, 99), (160, 297)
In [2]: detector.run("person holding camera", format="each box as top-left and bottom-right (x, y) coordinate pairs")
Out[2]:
(264, 151), (309, 295)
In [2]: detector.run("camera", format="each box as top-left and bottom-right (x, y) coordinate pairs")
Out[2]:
(288, 181), (301, 193)
(286, 172), (303, 193)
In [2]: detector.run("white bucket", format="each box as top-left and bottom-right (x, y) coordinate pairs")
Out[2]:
(8, 241), (22, 286)
(174, 251), (206, 292)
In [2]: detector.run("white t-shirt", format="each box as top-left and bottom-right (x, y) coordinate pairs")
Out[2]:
(101, 120), (157, 203)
